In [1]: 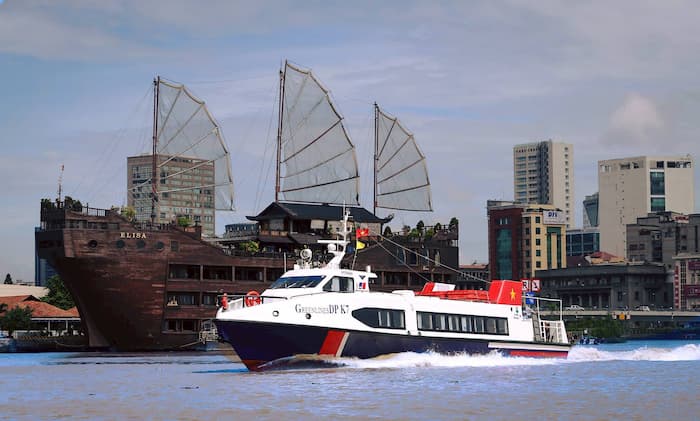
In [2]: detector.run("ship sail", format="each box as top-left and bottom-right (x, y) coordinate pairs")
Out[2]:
(155, 79), (235, 211)
(276, 61), (360, 205)
(374, 104), (432, 212)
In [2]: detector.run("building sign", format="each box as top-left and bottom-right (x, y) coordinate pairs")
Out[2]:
(522, 279), (530, 292)
(543, 210), (566, 225)
(684, 285), (700, 298)
(673, 215), (689, 224)
(688, 260), (700, 271)
(531, 279), (541, 292)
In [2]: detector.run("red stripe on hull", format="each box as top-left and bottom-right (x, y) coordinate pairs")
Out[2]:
(319, 330), (346, 356)
(242, 359), (266, 371)
(509, 349), (569, 358)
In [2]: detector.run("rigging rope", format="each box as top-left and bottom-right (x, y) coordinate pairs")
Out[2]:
(364, 227), (491, 285)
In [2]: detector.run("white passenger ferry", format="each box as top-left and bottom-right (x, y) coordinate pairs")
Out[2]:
(214, 211), (570, 371)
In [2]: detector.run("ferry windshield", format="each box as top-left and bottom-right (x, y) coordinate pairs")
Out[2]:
(268, 275), (325, 289)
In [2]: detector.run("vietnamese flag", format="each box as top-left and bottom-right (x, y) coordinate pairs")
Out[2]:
(356, 227), (369, 238)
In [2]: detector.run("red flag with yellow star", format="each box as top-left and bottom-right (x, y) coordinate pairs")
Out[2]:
(488, 280), (523, 305)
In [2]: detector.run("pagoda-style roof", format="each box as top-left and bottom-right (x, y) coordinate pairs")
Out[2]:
(247, 202), (390, 224)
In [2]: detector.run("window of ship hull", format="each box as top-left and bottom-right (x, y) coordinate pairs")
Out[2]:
(417, 311), (508, 335)
(352, 308), (405, 329)
(268, 275), (324, 289)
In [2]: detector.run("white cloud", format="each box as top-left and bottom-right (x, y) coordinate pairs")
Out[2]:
(605, 93), (664, 147)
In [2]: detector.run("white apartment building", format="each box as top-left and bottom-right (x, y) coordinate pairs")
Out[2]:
(598, 155), (695, 257)
(513, 140), (574, 228)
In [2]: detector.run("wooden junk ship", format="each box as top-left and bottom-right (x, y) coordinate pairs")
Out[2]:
(36, 62), (461, 351)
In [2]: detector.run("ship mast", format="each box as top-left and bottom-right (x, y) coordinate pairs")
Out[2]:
(373, 102), (379, 215)
(275, 62), (286, 203)
(151, 76), (160, 225)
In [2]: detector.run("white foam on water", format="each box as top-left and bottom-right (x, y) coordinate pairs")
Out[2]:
(567, 343), (700, 362)
(331, 350), (561, 369)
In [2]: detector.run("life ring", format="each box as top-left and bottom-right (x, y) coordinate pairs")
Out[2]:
(221, 293), (228, 310)
(245, 290), (262, 307)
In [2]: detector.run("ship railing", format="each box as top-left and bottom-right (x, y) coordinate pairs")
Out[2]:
(527, 296), (567, 344)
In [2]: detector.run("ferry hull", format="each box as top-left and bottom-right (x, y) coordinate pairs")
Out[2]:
(215, 320), (569, 371)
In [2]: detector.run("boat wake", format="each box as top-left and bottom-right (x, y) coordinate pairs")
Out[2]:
(259, 344), (700, 371)
(567, 343), (700, 362)
(261, 351), (560, 371)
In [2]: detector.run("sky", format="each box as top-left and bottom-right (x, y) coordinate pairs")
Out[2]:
(2, 0), (700, 283)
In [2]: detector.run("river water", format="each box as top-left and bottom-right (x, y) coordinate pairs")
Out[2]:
(1, 340), (699, 420)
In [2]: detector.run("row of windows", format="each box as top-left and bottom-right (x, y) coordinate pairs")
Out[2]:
(417, 312), (509, 335)
(352, 308), (406, 329)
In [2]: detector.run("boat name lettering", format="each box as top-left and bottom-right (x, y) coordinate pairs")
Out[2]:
(295, 304), (349, 315)
(119, 232), (147, 239)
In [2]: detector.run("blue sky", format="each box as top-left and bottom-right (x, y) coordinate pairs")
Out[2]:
(1, 0), (699, 283)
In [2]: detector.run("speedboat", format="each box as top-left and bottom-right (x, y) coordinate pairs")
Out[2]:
(214, 211), (571, 371)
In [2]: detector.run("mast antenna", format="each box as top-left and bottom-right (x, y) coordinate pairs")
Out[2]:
(57, 164), (64, 203)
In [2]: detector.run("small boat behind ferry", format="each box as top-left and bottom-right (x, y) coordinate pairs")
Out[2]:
(214, 211), (570, 371)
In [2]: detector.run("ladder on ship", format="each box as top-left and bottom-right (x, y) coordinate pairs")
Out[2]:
(531, 311), (544, 342)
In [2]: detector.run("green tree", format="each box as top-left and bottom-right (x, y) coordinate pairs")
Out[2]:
(177, 216), (191, 227)
(0, 306), (33, 337)
(449, 217), (459, 231)
(238, 241), (260, 253)
(120, 205), (136, 221)
(4, 273), (12, 284)
(42, 275), (75, 310)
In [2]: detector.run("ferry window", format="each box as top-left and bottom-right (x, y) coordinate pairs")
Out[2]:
(417, 312), (433, 330)
(116, 240), (125, 249)
(323, 277), (354, 292)
(433, 314), (447, 331)
(182, 320), (196, 332)
(448, 315), (460, 331)
(136, 240), (146, 249)
(486, 318), (498, 334)
(171, 241), (179, 252)
(496, 319), (509, 335)
(269, 275), (324, 289)
(461, 316), (472, 333)
(352, 308), (405, 329)
(474, 317), (485, 333)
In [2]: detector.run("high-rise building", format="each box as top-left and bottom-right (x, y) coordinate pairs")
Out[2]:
(513, 140), (574, 228)
(487, 200), (567, 281)
(127, 154), (216, 236)
(583, 192), (599, 228)
(598, 155), (695, 257)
